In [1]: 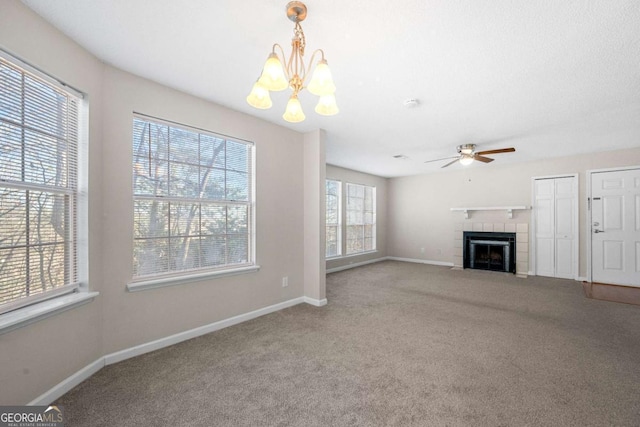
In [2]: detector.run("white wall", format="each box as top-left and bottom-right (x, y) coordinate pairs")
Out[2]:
(0, 1), (317, 404)
(325, 165), (389, 271)
(388, 147), (640, 277)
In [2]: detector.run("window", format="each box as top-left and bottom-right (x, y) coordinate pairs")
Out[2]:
(346, 183), (376, 254)
(325, 179), (341, 258)
(0, 54), (81, 314)
(132, 116), (254, 280)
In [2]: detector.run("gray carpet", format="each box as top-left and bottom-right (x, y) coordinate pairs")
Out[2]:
(56, 261), (640, 426)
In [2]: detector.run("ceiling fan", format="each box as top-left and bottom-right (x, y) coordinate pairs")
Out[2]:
(424, 144), (515, 168)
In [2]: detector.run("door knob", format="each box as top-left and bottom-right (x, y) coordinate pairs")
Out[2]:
(594, 229), (604, 233)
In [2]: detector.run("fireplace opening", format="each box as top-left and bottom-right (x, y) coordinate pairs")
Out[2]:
(463, 231), (516, 274)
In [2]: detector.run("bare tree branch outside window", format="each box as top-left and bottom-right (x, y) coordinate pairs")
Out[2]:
(132, 117), (253, 279)
(325, 179), (342, 258)
(0, 56), (78, 313)
(345, 183), (376, 255)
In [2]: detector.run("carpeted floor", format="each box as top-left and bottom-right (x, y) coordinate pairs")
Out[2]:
(56, 261), (640, 426)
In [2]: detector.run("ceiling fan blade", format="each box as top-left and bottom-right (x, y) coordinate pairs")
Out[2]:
(424, 156), (459, 164)
(441, 158), (460, 168)
(475, 147), (515, 156)
(474, 155), (494, 163)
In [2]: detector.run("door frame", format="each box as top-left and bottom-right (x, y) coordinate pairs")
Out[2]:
(530, 174), (579, 279)
(587, 166), (640, 283)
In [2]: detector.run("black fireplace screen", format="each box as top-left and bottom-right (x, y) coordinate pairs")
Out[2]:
(463, 232), (516, 273)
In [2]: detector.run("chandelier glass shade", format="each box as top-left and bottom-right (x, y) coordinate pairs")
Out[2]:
(258, 53), (289, 91)
(246, 2), (338, 123)
(283, 95), (306, 123)
(246, 82), (272, 109)
(314, 93), (339, 116)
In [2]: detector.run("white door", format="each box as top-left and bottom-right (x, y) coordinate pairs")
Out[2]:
(535, 179), (555, 277)
(534, 176), (577, 279)
(591, 168), (640, 287)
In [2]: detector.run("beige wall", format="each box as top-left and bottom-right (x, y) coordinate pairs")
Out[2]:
(326, 165), (389, 271)
(388, 147), (640, 277)
(0, 1), (105, 405)
(0, 1), (314, 404)
(99, 66), (306, 353)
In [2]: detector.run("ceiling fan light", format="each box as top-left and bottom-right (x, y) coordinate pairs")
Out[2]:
(459, 155), (474, 166)
(315, 93), (339, 116)
(307, 59), (336, 96)
(258, 53), (288, 91)
(283, 95), (306, 123)
(458, 144), (475, 155)
(246, 81), (272, 109)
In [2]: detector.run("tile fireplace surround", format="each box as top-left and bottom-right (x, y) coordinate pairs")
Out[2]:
(454, 222), (529, 277)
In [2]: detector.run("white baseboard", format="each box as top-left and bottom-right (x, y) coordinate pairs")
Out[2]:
(527, 271), (588, 282)
(30, 297), (307, 405)
(386, 257), (454, 267)
(28, 357), (104, 405)
(326, 256), (387, 273)
(104, 297), (305, 365)
(303, 297), (328, 307)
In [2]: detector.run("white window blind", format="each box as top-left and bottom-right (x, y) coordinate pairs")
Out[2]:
(346, 183), (376, 255)
(0, 55), (80, 315)
(326, 179), (341, 258)
(132, 116), (254, 279)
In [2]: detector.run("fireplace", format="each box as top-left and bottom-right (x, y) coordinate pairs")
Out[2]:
(463, 231), (516, 274)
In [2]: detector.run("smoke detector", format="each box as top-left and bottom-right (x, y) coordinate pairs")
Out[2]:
(403, 99), (419, 108)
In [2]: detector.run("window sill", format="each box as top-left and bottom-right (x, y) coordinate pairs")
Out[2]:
(127, 265), (261, 292)
(0, 292), (99, 335)
(327, 250), (378, 261)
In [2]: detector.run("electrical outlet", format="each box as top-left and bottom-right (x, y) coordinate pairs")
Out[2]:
(420, 247), (425, 254)
(282, 276), (288, 287)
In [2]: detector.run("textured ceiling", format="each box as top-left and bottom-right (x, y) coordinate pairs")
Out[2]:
(21, 0), (640, 177)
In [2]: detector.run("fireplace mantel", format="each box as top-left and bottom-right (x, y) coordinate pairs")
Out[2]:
(450, 206), (531, 219)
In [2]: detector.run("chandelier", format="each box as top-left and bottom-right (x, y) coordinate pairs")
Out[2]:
(246, 1), (338, 123)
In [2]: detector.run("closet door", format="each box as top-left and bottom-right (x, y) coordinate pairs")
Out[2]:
(534, 176), (577, 279)
(535, 179), (555, 277)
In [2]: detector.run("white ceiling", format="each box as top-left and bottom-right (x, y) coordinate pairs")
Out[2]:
(22, 0), (640, 177)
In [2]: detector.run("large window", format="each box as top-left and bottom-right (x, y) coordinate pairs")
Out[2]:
(132, 116), (254, 280)
(0, 54), (81, 314)
(325, 179), (342, 258)
(346, 183), (376, 255)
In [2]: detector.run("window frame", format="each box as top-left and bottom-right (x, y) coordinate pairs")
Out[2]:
(325, 179), (342, 259)
(128, 114), (258, 290)
(345, 182), (377, 255)
(0, 48), (94, 333)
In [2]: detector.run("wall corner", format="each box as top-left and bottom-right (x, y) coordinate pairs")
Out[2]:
(303, 129), (326, 302)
